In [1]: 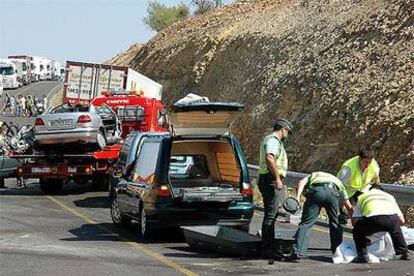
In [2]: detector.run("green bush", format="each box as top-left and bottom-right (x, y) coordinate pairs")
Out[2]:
(143, 1), (190, 32)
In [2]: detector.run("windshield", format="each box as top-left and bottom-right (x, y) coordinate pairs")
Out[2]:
(50, 103), (91, 114)
(0, 67), (15, 76)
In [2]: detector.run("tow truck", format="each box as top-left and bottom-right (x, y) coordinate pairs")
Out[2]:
(12, 90), (168, 193)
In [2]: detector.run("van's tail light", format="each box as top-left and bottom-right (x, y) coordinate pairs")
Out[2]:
(155, 184), (171, 197)
(35, 118), (45, 126)
(77, 115), (91, 124)
(242, 182), (253, 196)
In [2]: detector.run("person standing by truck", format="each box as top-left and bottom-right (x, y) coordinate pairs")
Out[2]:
(258, 118), (293, 261)
(9, 96), (16, 116)
(42, 95), (48, 111)
(20, 95), (26, 117)
(26, 95), (34, 117)
(2, 93), (11, 115)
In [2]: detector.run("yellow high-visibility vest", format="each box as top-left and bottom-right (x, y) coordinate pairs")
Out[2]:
(358, 189), (399, 217)
(340, 156), (378, 197)
(308, 172), (344, 191)
(258, 134), (288, 177)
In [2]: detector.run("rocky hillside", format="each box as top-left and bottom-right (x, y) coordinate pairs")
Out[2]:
(109, 0), (414, 185)
(104, 43), (142, 67)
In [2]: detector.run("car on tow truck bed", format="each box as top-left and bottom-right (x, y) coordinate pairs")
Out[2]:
(34, 102), (121, 153)
(110, 102), (254, 238)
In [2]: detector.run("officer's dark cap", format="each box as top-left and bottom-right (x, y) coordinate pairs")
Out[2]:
(273, 118), (293, 133)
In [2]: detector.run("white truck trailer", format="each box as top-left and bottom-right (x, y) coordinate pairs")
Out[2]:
(0, 59), (21, 89)
(32, 56), (50, 81)
(63, 61), (162, 103)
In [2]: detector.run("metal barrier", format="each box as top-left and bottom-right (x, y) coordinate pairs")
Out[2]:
(247, 164), (414, 206)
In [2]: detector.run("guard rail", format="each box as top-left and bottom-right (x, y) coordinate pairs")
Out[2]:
(247, 164), (414, 206)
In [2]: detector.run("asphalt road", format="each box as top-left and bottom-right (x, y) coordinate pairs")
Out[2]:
(1, 179), (412, 276)
(0, 80), (62, 126)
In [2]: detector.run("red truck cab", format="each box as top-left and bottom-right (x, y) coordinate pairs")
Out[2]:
(91, 91), (168, 137)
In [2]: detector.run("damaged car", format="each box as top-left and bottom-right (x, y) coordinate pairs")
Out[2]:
(34, 102), (121, 153)
(110, 102), (254, 238)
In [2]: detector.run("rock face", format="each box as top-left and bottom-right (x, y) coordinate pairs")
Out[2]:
(111, 0), (414, 185)
(104, 43), (143, 67)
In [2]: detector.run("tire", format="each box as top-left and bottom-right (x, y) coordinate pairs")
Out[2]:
(39, 179), (63, 194)
(139, 206), (153, 239)
(110, 197), (131, 226)
(97, 131), (107, 150)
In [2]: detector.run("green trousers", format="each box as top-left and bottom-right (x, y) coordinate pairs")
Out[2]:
(293, 183), (343, 256)
(258, 172), (284, 254)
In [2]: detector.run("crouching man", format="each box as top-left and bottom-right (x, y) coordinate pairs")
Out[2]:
(291, 172), (353, 261)
(352, 187), (410, 263)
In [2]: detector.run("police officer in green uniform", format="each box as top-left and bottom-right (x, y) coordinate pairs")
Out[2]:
(290, 172), (354, 261)
(258, 118), (293, 260)
(337, 148), (381, 224)
(352, 187), (410, 263)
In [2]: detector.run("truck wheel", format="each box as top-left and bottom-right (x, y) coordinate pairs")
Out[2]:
(97, 131), (107, 150)
(39, 179), (63, 194)
(111, 197), (131, 226)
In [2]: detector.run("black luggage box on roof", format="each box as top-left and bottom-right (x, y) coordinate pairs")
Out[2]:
(181, 225), (261, 257)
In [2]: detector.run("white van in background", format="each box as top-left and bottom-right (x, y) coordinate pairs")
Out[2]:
(0, 59), (21, 89)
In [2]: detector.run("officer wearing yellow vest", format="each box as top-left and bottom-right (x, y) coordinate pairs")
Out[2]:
(337, 149), (380, 224)
(290, 172), (353, 261)
(337, 148), (381, 204)
(352, 187), (410, 263)
(258, 118), (292, 261)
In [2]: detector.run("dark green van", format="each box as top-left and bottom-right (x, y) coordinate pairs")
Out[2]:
(110, 102), (254, 238)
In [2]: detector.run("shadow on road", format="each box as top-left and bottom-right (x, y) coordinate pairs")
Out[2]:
(163, 245), (263, 260)
(0, 181), (103, 196)
(61, 222), (186, 244)
(73, 196), (111, 209)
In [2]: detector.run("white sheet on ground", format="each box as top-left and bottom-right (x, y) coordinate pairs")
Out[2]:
(332, 227), (414, 264)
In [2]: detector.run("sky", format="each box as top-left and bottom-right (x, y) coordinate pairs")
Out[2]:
(0, 0), (233, 65)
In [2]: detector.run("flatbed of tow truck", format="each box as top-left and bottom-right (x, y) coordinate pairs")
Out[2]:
(10, 144), (122, 193)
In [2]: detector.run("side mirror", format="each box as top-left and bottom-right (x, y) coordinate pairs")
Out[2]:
(159, 108), (167, 116)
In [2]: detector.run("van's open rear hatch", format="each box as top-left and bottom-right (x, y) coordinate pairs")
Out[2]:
(171, 102), (244, 137)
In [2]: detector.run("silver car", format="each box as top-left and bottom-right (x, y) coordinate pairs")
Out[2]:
(34, 102), (121, 152)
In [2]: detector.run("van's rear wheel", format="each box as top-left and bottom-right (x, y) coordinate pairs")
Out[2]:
(39, 179), (63, 194)
(111, 197), (131, 226)
(139, 206), (153, 239)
